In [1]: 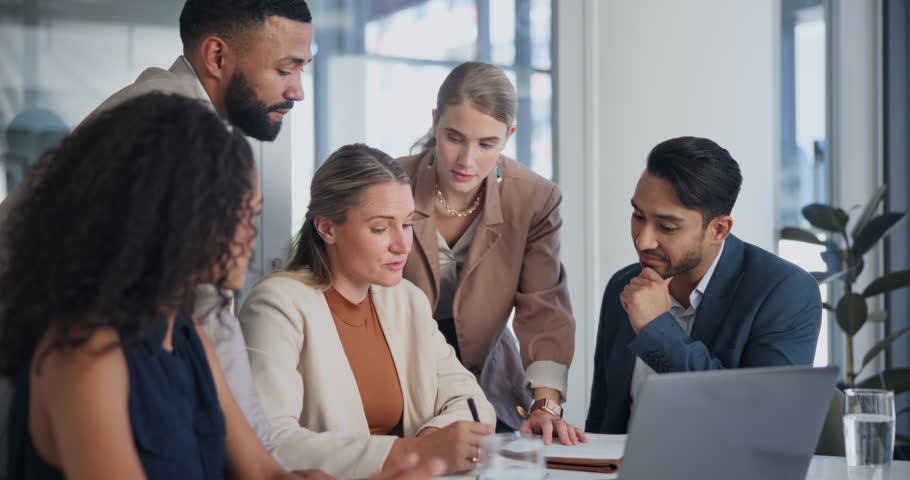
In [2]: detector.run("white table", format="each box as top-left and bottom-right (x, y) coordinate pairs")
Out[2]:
(445, 433), (910, 480)
(448, 457), (910, 480)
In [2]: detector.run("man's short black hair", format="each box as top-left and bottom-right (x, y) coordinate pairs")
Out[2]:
(179, 0), (312, 50)
(646, 136), (743, 227)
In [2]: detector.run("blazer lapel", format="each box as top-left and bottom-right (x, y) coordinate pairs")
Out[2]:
(691, 234), (745, 347)
(459, 158), (504, 286)
(369, 286), (416, 434)
(305, 283), (371, 432)
(411, 152), (441, 305)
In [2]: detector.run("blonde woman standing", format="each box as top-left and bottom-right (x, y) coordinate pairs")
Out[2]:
(238, 144), (495, 479)
(397, 62), (585, 444)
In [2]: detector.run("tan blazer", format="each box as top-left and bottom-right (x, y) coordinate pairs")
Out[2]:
(397, 152), (575, 428)
(238, 273), (495, 479)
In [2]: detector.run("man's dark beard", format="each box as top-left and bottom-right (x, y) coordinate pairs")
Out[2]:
(640, 235), (705, 279)
(657, 248), (703, 279)
(224, 71), (293, 141)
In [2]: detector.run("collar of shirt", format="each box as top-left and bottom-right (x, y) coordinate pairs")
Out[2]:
(180, 56), (209, 101)
(180, 56), (236, 133)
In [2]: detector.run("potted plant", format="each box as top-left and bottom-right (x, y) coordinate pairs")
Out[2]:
(781, 184), (909, 445)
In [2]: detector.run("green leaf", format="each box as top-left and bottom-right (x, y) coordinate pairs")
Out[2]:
(853, 213), (906, 258)
(858, 368), (910, 395)
(803, 204), (849, 233)
(780, 227), (827, 246)
(851, 185), (888, 239)
(860, 326), (910, 370)
(836, 293), (868, 337)
(863, 270), (910, 297)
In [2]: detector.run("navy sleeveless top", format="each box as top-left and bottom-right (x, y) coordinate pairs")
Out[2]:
(6, 315), (226, 479)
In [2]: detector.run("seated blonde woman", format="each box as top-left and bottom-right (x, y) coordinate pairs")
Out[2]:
(238, 144), (495, 480)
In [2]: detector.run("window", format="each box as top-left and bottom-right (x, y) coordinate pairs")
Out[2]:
(309, 0), (554, 180)
(0, 1), (556, 300)
(779, 0), (830, 367)
(0, 0), (184, 200)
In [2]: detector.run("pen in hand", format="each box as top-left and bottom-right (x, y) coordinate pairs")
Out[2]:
(467, 397), (480, 422)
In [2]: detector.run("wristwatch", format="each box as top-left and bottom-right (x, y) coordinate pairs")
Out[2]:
(516, 398), (563, 419)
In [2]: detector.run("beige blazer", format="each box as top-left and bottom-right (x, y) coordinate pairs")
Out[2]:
(397, 152), (575, 428)
(238, 273), (495, 479)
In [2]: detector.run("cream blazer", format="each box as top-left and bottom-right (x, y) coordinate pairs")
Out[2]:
(238, 273), (495, 479)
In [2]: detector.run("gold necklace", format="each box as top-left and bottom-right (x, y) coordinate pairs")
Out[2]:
(436, 185), (483, 217)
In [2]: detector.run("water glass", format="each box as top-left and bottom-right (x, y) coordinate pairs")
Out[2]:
(843, 388), (895, 480)
(476, 432), (546, 480)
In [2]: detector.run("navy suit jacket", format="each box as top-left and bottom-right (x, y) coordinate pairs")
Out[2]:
(584, 234), (822, 434)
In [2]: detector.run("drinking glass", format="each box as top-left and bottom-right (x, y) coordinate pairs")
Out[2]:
(476, 432), (546, 480)
(843, 388), (895, 480)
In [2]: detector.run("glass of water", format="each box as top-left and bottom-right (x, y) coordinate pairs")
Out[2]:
(843, 388), (895, 480)
(476, 432), (546, 480)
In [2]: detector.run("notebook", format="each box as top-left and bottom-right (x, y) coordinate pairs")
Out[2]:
(544, 434), (625, 473)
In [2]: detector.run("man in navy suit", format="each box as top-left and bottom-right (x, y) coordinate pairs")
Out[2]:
(585, 136), (822, 434)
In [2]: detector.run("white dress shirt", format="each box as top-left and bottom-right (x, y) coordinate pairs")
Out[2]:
(630, 241), (726, 404)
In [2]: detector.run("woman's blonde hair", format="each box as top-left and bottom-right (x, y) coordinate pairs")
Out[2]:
(286, 144), (409, 288)
(411, 61), (518, 153)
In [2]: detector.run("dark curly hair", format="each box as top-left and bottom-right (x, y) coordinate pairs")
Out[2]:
(0, 92), (256, 378)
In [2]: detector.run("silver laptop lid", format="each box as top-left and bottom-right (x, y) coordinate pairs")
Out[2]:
(619, 365), (839, 480)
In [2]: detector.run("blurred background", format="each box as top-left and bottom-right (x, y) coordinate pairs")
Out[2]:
(0, 0), (907, 437)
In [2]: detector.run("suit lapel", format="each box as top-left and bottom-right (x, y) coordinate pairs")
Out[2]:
(691, 234), (745, 346)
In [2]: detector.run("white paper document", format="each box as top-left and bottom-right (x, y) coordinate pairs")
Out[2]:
(543, 433), (627, 460)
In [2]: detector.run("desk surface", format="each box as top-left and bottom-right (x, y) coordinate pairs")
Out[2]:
(445, 434), (910, 480)
(448, 456), (910, 480)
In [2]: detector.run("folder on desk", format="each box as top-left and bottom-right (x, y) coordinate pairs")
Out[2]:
(543, 434), (625, 473)
(546, 456), (621, 473)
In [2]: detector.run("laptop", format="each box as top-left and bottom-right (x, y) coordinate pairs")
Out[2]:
(619, 365), (839, 480)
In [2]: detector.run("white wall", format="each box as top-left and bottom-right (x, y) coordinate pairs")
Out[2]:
(557, 0), (780, 427)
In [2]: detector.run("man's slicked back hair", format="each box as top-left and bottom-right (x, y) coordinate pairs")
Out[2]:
(646, 136), (743, 227)
(179, 0), (312, 50)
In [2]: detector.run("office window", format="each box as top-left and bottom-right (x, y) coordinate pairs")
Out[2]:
(309, 0), (554, 180)
(779, 0), (830, 367)
(0, 0), (185, 200)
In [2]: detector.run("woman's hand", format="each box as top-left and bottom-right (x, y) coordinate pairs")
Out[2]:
(519, 409), (587, 446)
(413, 421), (493, 473)
(372, 453), (446, 480)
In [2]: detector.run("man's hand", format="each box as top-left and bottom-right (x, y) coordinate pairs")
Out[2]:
(620, 267), (673, 334)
